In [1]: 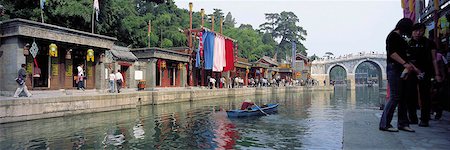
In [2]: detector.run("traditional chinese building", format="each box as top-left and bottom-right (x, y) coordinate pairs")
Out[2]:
(131, 47), (189, 88)
(254, 56), (279, 80)
(105, 45), (138, 89)
(278, 63), (293, 81)
(0, 19), (116, 95)
(292, 53), (311, 81)
(234, 57), (252, 86)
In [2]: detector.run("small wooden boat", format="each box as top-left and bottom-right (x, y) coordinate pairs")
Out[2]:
(226, 103), (279, 117)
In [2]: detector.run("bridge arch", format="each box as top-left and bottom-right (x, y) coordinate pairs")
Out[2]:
(327, 63), (349, 84)
(327, 63), (349, 75)
(352, 59), (385, 77)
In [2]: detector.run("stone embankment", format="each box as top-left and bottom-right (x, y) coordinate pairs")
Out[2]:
(0, 86), (333, 124)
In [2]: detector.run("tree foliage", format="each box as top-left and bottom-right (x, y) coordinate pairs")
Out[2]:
(0, 0), (308, 62)
(260, 11), (308, 61)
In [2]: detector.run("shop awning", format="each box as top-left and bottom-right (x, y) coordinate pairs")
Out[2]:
(110, 46), (138, 62)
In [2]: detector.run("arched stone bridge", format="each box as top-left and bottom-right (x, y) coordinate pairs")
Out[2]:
(311, 52), (387, 89)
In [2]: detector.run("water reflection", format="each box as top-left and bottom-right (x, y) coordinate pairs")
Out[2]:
(0, 88), (381, 149)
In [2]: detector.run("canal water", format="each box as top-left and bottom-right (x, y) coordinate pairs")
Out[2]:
(0, 86), (380, 150)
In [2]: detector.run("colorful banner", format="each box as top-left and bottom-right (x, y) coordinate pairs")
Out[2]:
(402, 0), (416, 22)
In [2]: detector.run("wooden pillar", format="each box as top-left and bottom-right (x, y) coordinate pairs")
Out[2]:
(200, 8), (205, 86)
(188, 2), (194, 86)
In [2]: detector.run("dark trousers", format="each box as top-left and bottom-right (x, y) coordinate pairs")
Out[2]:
(431, 81), (446, 118)
(380, 63), (410, 128)
(77, 80), (85, 89)
(116, 80), (122, 93)
(405, 76), (431, 123)
(405, 77), (419, 123)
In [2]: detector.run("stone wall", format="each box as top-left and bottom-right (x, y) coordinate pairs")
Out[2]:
(0, 86), (333, 124)
(0, 91), (153, 123)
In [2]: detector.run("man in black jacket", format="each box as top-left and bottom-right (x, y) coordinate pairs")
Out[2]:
(13, 64), (32, 98)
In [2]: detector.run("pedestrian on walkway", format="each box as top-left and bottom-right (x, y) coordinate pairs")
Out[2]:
(77, 64), (85, 91)
(379, 18), (416, 132)
(431, 50), (448, 120)
(405, 23), (438, 127)
(115, 70), (123, 93)
(13, 64), (32, 98)
(109, 71), (116, 93)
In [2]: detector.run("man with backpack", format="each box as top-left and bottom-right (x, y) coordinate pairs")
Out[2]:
(13, 64), (32, 98)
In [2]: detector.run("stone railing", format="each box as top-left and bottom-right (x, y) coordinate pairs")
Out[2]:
(312, 52), (386, 64)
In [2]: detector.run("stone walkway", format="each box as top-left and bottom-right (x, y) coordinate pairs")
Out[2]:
(0, 86), (242, 100)
(344, 109), (450, 150)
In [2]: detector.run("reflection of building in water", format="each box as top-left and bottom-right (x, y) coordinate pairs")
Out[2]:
(133, 122), (145, 139)
(71, 134), (86, 150)
(27, 137), (49, 150)
(153, 113), (181, 148)
(102, 126), (126, 148)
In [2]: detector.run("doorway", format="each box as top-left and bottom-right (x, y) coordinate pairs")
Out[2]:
(72, 49), (86, 87)
(33, 43), (49, 88)
(120, 65), (129, 88)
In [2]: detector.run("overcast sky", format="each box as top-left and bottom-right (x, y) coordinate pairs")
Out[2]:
(174, 0), (403, 57)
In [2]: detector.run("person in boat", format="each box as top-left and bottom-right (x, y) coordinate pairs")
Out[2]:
(241, 99), (254, 110)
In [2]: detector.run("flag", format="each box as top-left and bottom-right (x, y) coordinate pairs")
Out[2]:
(402, 0), (416, 23)
(40, 0), (46, 10)
(94, 0), (99, 21)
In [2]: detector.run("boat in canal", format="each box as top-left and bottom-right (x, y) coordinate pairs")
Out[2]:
(226, 103), (279, 117)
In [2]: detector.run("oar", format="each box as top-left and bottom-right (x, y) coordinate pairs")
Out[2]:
(254, 104), (269, 116)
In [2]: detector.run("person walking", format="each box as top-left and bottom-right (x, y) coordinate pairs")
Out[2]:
(13, 64), (32, 98)
(109, 71), (116, 93)
(115, 70), (124, 93)
(77, 64), (85, 91)
(379, 18), (416, 132)
(405, 23), (438, 127)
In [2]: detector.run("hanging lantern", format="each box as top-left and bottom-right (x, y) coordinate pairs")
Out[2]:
(49, 43), (58, 57)
(178, 63), (184, 70)
(65, 49), (72, 59)
(159, 60), (166, 70)
(23, 43), (30, 56)
(87, 49), (95, 62)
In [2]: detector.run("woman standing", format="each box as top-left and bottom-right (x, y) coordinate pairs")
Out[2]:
(379, 18), (416, 132)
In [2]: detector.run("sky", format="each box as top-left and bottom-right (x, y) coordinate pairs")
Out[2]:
(174, 0), (404, 57)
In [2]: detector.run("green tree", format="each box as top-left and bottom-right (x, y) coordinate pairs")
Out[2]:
(223, 12), (236, 28)
(275, 11), (307, 60)
(161, 38), (173, 48)
(239, 24), (253, 30)
(309, 54), (319, 61)
(259, 13), (279, 37)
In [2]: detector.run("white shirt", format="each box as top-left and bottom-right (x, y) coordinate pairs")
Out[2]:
(115, 72), (124, 81)
(109, 74), (116, 81)
(77, 66), (84, 76)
